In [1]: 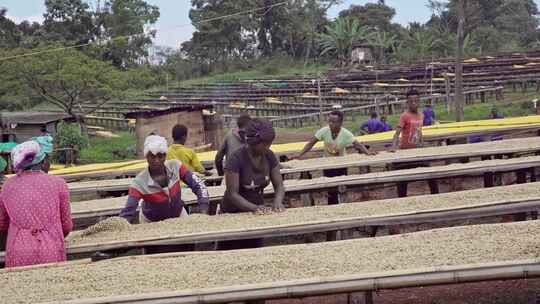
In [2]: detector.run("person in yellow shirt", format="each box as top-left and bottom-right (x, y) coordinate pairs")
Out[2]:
(167, 124), (212, 176)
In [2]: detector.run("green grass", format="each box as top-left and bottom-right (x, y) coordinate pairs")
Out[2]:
(79, 132), (137, 164)
(275, 90), (540, 135)
(174, 62), (331, 87)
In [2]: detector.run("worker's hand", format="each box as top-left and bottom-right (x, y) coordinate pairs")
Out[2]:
(289, 155), (302, 161)
(272, 202), (286, 212)
(254, 206), (273, 215)
(366, 151), (378, 156)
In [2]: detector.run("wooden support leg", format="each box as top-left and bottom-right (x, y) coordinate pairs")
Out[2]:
(428, 179), (440, 194)
(349, 291), (373, 304)
(484, 172), (494, 188)
(508, 170), (529, 222)
(397, 182), (408, 197)
(300, 171), (316, 243)
(208, 201), (219, 216)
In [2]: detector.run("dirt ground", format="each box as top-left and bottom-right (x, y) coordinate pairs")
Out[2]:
(269, 279), (540, 304)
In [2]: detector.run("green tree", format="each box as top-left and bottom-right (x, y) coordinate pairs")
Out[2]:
(100, 0), (160, 68)
(4, 47), (124, 116)
(42, 0), (97, 44)
(370, 31), (397, 63)
(0, 8), (22, 48)
(318, 16), (374, 67)
(339, 2), (399, 34)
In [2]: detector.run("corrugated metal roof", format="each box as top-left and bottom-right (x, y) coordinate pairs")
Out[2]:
(124, 105), (213, 119)
(0, 112), (73, 125)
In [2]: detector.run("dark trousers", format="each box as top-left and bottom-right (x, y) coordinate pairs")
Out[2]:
(323, 168), (348, 205)
(393, 163), (439, 197)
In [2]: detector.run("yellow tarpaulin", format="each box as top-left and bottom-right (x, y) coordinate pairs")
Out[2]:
(265, 97), (282, 104)
(50, 115), (540, 177)
(332, 88), (350, 94)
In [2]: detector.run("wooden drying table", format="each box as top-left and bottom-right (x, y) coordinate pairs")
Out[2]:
(1, 221), (539, 304)
(69, 155), (540, 228)
(66, 137), (540, 195)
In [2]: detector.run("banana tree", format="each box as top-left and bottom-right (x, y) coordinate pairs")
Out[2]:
(318, 16), (374, 67)
(370, 31), (398, 64)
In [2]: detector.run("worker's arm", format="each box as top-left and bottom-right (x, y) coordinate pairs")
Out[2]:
(293, 137), (319, 160)
(224, 171), (264, 212)
(418, 127), (425, 147)
(0, 197), (8, 232)
(214, 141), (228, 176)
(119, 190), (142, 224)
(179, 164), (210, 214)
(0, 199), (6, 251)
(390, 127), (402, 152)
(352, 140), (376, 155)
(270, 159), (285, 211)
(58, 181), (73, 237)
(191, 150), (211, 176)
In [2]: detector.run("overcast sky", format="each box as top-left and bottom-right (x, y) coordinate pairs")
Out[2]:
(4, 0), (537, 48)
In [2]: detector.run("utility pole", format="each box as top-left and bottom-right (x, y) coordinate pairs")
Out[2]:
(455, 0), (466, 121)
(318, 77), (323, 127)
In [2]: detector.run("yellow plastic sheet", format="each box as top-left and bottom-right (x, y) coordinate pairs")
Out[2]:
(50, 115), (540, 176)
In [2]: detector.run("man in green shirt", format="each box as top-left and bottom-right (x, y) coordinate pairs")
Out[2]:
(292, 111), (375, 204)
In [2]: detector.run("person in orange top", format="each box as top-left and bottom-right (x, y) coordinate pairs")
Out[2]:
(391, 89), (424, 151)
(390, 89), (439, 196)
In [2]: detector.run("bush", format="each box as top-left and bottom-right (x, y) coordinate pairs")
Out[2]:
(55, 122), (88, 164)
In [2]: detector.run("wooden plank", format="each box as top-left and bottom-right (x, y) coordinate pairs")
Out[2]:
(64, 137), (540, 187)
(69, 155), (540, 221)
(2, 220), (540, 303)
(64, 199), (540, 255)
(43, 260), (540, 304)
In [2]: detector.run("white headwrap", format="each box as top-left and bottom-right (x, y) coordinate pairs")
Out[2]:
(11, 141), (42, 172)
(143, 135), (168, 157)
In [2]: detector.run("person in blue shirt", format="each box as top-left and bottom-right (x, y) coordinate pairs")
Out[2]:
(469, 106), (505, 143)
(360, 112), (384, 134)
(380, 116), (392, 132)
(423, 104), (435, 126)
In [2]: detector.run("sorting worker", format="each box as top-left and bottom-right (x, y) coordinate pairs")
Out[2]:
(218, 119), (285, 250)
(0, 136), (73, 268)
(167, 124), (212, 176)
(120, 135), (210, 225)
(381, 116), (392, 132)
(293, 111), (375, 205)
(360, 112), (384, 134)
(423, 104), (435, 126)
(215, 113), (252, 176)
(391, 89), (439, 197)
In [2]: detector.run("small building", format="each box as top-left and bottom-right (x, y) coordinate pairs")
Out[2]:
(0, 112), (74, 143)
(125, 105), (223, 158)
(351, 43), (374, 66)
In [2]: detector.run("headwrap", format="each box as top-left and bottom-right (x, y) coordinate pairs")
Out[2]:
(244, 118), (276, 145)
(32, 135), (54, 155)
(143, 135), (168, 156)
(10, 136), (54, 172)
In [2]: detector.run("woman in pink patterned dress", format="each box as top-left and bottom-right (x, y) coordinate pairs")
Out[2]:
(0, 137), (73, 268)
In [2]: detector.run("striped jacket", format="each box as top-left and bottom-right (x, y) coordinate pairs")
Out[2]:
(120, 160), (209, 223)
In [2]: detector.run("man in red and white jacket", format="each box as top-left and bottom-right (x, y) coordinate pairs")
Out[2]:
(120, 135), (209, 224)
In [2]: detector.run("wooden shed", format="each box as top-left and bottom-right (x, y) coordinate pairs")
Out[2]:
(351, 43), (374, 66)
(125, 106), (223, 158)
(0, 112), (74, 143)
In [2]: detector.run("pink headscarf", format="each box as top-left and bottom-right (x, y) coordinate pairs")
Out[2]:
(11, 141), (41, 172)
